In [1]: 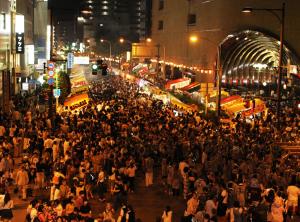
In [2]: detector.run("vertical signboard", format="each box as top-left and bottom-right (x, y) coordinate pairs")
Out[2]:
(67, 53), (74, 69)
(15, 14), (24, 54)
(10, 0), (16, 12)
(16, 33), (24, 54)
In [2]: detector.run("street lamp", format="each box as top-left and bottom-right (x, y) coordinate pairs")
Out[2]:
(119, 37), (125, 44)
(189, 35), (199, 43)
(242, 3), (285, 124)
(144, 38), (166, 76)
(188, 34), (222, 118)
(100, 39), (112, 67)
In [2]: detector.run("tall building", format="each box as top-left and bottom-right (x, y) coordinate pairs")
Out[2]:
(151, 0), (300, 84)
(0, 0), (36, 108)
(54, 12), (79, 47)
(79, 0), (152, 55)
(49, 0), (81, 51)
(34, 0), (49, 63)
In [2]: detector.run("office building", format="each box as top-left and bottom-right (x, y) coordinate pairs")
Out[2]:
(151, 0), (300, 84)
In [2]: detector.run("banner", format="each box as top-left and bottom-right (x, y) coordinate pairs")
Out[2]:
(69, 64), (89, 95)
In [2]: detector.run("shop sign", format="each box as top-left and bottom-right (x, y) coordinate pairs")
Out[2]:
(16, 33), (24, 54)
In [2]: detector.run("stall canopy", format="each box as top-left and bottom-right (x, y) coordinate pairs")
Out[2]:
(165, 78), (191, 90)
(180, 82), (201, 93)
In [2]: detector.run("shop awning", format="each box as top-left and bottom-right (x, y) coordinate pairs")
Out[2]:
(180, 82), (201, 93)
(221, 95), (243, 106)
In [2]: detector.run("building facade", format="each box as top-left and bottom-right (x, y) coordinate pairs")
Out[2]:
(0, 0), (36, 98)
(151, 0), (300, 83)
(78, 0), (151, 56)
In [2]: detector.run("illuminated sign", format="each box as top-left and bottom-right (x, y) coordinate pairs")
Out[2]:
(25, 45), (35, 65)
(64, 93), (89, 111)
(73, 56), (90, 65)
(10, 0), (16, 12)
(16, 33), (24, 54)
(15, 15), (24, 33)
(0, 14), (10, 34)
(67, 53), (74, 68)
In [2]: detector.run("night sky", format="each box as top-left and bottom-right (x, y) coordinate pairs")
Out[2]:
(48, 0), (80, 10)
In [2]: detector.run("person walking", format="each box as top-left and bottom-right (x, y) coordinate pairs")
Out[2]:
(15, 166), (29, 200)
(144, 155), (154, 187)
(127, 163), (137, 192)
(97, 167), (106, 202)
(162, 206), (172, 222)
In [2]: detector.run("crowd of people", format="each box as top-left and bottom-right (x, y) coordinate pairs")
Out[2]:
(0, 74), (299, 222)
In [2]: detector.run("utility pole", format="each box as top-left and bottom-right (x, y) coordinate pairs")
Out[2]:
(276, 3), (285, 126)
(156, 44), (161, 73)
(10, 0), (16, 96)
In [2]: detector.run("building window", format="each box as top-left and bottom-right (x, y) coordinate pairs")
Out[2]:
(187, 14), (196, 25)
(159, 0), (164, 10)
(158, 20), (164, 30)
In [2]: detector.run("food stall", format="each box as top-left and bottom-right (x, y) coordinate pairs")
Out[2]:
(165, 78), (191, 90)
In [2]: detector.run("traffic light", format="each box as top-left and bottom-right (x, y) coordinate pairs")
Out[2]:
(92, 64), (98, 75)
(101, 63), (108, 76)
(97, 59), (103, 66)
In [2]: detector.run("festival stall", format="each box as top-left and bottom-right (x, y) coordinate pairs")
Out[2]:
(180, 82), (201, 93)
(222, 97), (267, 119)
(165, 78), (191, 90)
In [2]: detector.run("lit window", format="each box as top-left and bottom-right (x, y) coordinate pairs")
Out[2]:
(102, 6), (108, 9)
(102, 11), (109, 15)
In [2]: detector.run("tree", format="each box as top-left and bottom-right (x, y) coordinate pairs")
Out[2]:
(57, 71), (71, 103)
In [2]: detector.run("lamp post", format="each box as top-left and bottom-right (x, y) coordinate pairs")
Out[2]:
(100, 39), (112, 67)
(189, 34), (222, 118)
(242, 3), (285, 125)
(119, 38), (133, 70)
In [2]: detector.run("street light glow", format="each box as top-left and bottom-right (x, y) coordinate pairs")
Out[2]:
(119, 38), (125, 43)
(189, 35), (198, 43)
(146, 38), (152, 43)
(242, 7), (253, 13)
(283, 84), (287, 89)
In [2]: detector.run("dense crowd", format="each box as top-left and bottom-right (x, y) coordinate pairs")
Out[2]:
(0, 75), (299, 222)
